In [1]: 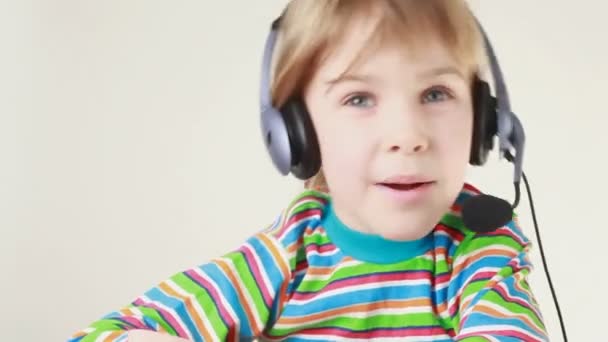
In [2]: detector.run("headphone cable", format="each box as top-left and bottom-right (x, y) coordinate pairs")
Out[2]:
(523, 171), (568, 341)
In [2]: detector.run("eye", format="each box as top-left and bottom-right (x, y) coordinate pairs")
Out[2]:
(343, 93), (375, 108)
(422, 87), (453, 104)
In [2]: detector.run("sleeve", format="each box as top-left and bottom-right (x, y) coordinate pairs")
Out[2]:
(68, 232), (292, 342)
(450, 217), (549, 342)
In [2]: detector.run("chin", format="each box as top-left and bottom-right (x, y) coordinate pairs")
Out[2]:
(371, 215), (435, 241)
(367, 205), (442, 242)
(379, 228), (432, 241)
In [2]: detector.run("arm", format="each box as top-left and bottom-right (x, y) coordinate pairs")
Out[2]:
(451, 218), (548, 342)
(68, 232), (291, 342)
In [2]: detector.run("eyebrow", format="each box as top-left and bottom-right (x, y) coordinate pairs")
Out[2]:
(324, 74), (378, 95)
(416, 66), (466, 80)
(323, 65), (467, 95)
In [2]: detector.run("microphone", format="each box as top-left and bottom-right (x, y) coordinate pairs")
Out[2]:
(461, 152), (522, 233)
(461, 194), (514, 233)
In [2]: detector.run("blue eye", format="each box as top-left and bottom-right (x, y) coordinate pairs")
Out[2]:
(422, 87), (452, 103)
(344, 94), (375, 108)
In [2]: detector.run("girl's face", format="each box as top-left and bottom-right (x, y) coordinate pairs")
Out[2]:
(303, 19), (474, 241)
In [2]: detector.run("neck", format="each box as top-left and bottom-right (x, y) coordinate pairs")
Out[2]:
(322, 201), (434, 264)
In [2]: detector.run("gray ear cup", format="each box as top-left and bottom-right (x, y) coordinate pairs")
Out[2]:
(259, 21), (293, 176)
(259, 16), (321, 180)
(261, 105), (293, 176)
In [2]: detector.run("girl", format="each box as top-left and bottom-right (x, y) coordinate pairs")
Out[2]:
(70, 1), (547, 341)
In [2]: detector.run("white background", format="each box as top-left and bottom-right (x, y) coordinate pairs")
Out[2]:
(2, 1), (606, 341)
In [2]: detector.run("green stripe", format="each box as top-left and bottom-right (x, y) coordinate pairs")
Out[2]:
(482, 286), (545, 328)
(324, 313), (441, 330)
(172, 273), (227, 338)
(297, 258), (433, 292)
(225, 250), (269, 319)
(268, 313), (443, 336)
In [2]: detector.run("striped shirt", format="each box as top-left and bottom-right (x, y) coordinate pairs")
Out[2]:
(69, 183), (548, 341)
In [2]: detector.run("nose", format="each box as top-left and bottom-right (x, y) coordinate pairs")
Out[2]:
(382, 106), (430, 155)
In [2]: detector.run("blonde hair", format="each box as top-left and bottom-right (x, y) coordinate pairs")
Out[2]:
(269, 0), (488, 192)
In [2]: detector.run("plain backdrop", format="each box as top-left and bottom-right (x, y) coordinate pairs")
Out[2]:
(2, 1), (607, 341)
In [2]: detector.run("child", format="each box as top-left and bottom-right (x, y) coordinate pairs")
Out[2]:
(70, 0), (548, 341)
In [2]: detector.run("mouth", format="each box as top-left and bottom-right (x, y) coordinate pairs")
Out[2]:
(377, 181), (433, 191)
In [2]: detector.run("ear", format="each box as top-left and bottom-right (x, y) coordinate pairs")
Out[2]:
(280, 98), (322, 180)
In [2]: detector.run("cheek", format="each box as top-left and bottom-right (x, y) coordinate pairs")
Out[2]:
(312, 115), (372, 181)
(317, 122), (370, 168)
(435, 109), (474, 161)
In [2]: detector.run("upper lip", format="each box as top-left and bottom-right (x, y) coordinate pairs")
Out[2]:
(378, 175), (434, 184)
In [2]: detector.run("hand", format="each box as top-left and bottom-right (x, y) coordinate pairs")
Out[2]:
(127, 330), (190, 342)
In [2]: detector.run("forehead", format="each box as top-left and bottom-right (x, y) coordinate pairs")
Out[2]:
(313, 14), (467, 83)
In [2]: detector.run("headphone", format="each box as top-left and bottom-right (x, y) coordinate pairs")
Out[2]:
(258, 9), (567, 340)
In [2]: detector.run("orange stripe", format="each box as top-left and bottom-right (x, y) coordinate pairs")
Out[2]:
(158, 283), (214, 341)
(258, 234), (291, 280)
(277, 299), (432, 325)
(452, 248), (520, 314)
(452, 248), (517, 275)
(434, 247), (449, 257)
(305, 266), (335, 276)
(286, 243), (299, 255)
(119, 308), (169, 333)
(258, 234), (292, 318)
(102, 331), (124, 342)
(474, 303), (546, 336)
(215, 259), (260, 335)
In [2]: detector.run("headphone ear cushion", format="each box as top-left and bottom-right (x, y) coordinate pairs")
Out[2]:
(470, 78), (498, 166)
(280, 98), (321, 180)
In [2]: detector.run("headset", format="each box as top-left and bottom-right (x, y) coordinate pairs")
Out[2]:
(259, 7), (568, 342)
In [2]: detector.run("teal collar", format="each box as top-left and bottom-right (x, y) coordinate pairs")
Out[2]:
(322, 202), (433, 264)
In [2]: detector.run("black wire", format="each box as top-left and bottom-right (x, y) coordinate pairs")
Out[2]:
(522, 171), (568, 341)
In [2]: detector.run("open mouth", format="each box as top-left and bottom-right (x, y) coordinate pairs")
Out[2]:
(378, 182), (432, 191)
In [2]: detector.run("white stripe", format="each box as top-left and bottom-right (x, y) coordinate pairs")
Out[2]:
(306, 247), (340, 257)
(473, 298), (544, 333)
(191, 267), (241, 339)
(292, 333), (454, 341)
(137, 294), (193, 341)
(272, 305), (435, 330)
(164, 278), (220, 341)
(94, 331), (128, 341)
(242, 242), (275, 299)
(458, 324), (544, 341)
(452, 245), (516, 271)
(96, 331), (113, 341)
(289, 279), (431, 305)
(300, 259), (363, 282)
(115, 333), (128, 342)
(216, 256), (265, 333)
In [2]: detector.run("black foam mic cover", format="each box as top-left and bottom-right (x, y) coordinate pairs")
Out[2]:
(461, 194), (513, 233)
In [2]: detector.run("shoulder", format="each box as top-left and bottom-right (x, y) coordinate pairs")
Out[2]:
(435, 183), (531, 266)
(260, 188), (331, 253)
(444, 183), (533, 288)
(454, 183), (531, 256)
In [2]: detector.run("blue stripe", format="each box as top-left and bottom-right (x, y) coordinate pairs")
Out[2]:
(144, 287), (203, 341)
(280, 218), (321, 247)
(463, 312), (543, 340)
(246, 235), (285, 289)
(200, 262), (254, 338)
(284, 283), (433, 315)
